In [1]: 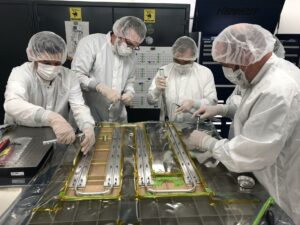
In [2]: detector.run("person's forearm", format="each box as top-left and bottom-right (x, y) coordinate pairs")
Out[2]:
(4, 99), (49, 126)
(71, 104), (95, 131)
(147, 88), (161, 105)
(73, 70), (94, 91)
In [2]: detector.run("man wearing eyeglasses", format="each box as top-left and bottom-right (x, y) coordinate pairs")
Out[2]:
(147, 36), (217, 122)
(72, 16), (147, 123)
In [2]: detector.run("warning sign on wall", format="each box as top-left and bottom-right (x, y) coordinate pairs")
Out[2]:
(144, 9), (156, 23)
(69, 7), (82, 21)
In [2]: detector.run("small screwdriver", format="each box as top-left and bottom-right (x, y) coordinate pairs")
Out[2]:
(43, 133), (84, 145)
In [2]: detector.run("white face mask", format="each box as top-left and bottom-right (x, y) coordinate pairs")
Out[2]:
(37, 63), (61, 81)
(173, 63), (193, 75)
(114, 38), (133, 57)
(222, 66), (250, 88)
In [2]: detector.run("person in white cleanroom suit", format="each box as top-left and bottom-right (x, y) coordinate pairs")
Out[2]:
(187, 23), (300, 224)
(147, 36), (217, 122)
(4, 31), (95, 155)
(224, 37), (286, 139)
(71, 16), (147, 122)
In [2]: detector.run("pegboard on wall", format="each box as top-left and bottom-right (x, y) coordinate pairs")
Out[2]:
(0, 1), (189, 122)
(131, 46), (173, 109)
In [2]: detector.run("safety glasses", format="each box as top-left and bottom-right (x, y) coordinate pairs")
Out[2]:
(173, 58), (193, 65)
(37, 60), (62, 66)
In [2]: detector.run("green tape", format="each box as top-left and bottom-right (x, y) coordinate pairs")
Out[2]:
(152, 176), (185, 187)
(252, 197), (274, 225)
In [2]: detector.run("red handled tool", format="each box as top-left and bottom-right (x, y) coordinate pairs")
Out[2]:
(0, 138), (10, 153)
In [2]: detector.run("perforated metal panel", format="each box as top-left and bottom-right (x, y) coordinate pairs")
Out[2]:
(0, 126), (55, 178)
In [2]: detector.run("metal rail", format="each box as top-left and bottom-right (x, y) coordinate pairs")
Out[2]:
(145, 182), (196, 194)
(168, 124), (199, 185)
(73, 128), (122, 196)
(136, 128), (152, 186)
(104, 128), (122, 187)
(69, 152), (93, 188)
(137, 123), (199, 194)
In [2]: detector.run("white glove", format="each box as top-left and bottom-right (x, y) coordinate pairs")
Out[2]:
(192, 104), (225, 120)
(96, 83), (120, 103)
(175, 99), (194, 114)
(48, 112), (76, 144)
(121, 91), (134, 106)
(81, 127), (95, 155)
(189, 150), (213, 164)
(187, 130), (218, 152)
(155, 76), (167, 90)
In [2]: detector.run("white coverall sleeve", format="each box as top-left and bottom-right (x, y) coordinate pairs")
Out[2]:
(4, 68), (50, 127)
(193, 69), (218, 108)
(212, 91), (299, 173)
(226, 86), (242, 106)
(69, 75), (95, 130)
(147, 72), (162, 104)
(223, 85), (243, 119)
(71, 37), (96, 91)
(123, 59), (136, 95)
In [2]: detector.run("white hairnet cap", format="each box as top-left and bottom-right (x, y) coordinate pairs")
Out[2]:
(172, 36), (198, 61)
(212, 23), (276, 66)
(26, 31), (67, 64)
(273, 36), (285, 59)
(113, 16), (147, 44)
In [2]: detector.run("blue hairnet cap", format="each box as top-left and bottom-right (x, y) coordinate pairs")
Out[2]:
(26, 31), (67, 64)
